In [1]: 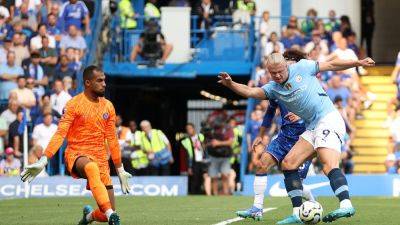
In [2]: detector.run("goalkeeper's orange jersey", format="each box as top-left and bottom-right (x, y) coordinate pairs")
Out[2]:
(44, 93), (121, 167)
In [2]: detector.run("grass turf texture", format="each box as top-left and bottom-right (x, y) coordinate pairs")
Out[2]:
(2, 196), (398, 225)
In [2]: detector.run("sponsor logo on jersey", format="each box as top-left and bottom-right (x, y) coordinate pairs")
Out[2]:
(284, 83), (292, 90)
(103, 113), (109, 120)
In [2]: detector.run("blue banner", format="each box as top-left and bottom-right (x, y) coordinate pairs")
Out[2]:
(242, 174), (400, 197)
(0, 176), (187, 199)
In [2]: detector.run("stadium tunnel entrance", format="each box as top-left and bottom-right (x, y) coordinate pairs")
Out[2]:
(106, 76), (249, 175)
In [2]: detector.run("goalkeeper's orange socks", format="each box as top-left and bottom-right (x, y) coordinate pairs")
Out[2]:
(92, 208), (108, 222)
(84, 162), (114, 220)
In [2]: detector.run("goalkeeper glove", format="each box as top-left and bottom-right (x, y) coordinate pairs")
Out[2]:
(20, 156), (48, 183)
(117, 165), (132, 194)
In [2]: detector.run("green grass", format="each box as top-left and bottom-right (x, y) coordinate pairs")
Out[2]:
(2, 196), (399, 225)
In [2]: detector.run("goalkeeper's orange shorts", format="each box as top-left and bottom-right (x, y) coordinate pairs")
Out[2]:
(65, 151), (113, 190)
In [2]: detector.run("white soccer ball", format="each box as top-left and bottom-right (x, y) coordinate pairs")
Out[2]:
(299, 200), (323, 224)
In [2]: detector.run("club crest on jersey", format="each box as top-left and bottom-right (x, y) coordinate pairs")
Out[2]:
(295, 75), (302, 83)
(284, 83), (292, 90)
(103, 113), (109, 120)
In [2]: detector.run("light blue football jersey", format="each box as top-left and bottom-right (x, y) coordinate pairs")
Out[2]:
(261, 59), (336, 129)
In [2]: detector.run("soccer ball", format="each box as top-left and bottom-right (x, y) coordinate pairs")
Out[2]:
(299, 200), (323, 224)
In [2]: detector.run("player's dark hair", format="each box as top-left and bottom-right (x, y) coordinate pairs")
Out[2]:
(83, 65), (101, 83)
(283, 49), (306, 62)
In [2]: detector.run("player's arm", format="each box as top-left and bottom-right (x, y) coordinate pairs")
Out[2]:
(21, 101), (75, 183)
(319, 57), (375, 72)
(105, 103), (132, 194)
(252, 104), (275, 150)
(218, 72), (267, 100)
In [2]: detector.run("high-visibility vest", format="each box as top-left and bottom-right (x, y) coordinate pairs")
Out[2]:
(118, 0), (137, 29)
(181, 134), (205, 166)
(237, 0), (255, 12)
(145, 2), (161, 18)
(230, 125), (243, 164)
(140, 129), (166, 153)
(131, 150), (149, 169)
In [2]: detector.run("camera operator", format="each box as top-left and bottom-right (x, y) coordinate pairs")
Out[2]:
(204, 118), (234, 195)
(130, 20), (173, 65)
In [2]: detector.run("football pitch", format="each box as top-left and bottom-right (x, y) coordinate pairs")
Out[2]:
(2, 196), (399, 225)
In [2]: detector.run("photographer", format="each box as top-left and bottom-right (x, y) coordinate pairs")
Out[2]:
(204, 118), (234, 195)
(130, 20), (173, 65)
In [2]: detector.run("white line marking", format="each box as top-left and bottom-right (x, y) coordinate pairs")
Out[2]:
(213, 207), (277, 225)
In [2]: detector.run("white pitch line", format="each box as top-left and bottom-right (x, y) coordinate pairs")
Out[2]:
(213, 207), (277, 225)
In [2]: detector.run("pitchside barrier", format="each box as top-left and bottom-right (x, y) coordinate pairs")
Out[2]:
(242, 174), (400, 197)
(0, 176), (187, 199)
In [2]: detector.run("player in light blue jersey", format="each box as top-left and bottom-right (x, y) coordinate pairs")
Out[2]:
(219, 53), (375, 223)
(235, 98), (314, 222)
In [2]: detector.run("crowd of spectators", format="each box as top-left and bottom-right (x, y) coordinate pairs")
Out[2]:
(0, 0), (93, 176)
(246, 7), (375, 175)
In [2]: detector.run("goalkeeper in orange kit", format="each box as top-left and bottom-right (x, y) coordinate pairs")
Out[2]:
(21, 65), (132, 225)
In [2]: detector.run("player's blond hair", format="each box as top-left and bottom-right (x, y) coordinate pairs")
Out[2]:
(266, 53), (286, 65)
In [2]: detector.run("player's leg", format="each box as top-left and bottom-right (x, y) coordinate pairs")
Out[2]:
(314, 112), (355, 222)
(88, 189), (116, 223)
(298, 160), (315, 201)
(74, 157), (118, 224)
(318, 147), (355, 222)
(236, 144), (277, 220)
(277, 137), (314, 225)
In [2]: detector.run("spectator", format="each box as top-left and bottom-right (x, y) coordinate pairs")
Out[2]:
(169, 0), (190, 7)
(59, 0), (90, 34)
(235, 0), (256, 16)
(385, 153), (398, 174)
(0, 51), (24, 99)
(0, 38), (12, 64)
(60, 25), (87, 59)
(10, 76), (36, 109)
(326, 75), (351, 108)
(144, 0), (161, 19)
(8, 108), (24, 157)
(32, 113), (57, 150)
(340, 15), (352, 34)
(329, 31), (342, 52)
(0, 100), (19, 127)
(26, 77), (40, 101)
(50, 79), (72, 115)
(281, 25), (303, 50)
(346, 31), (360, 57)
(259, 11), (272, 46)
(46, 13), (62, 42)
(118, 0), (137, 29)
(139, 120), (173, 176)
(0, 4), (10, 20)
(328, 38), (358, 76)
(116, 114), (130, 148)
(39, 36), (58, 79)
(181, 123), (209, 195)
(10, 32), (30, 66)
(0, 115), (6, 154)
(130, 21), (173, 63)
(62, 75), (77, 96)
(324, 10), (340, 33)
(126, 120), (147, 175)
(22, 51), (48, 97)
(15, 0), (41, 13)
(195, 0), (219, 30)
(301, 8), (318, 36)
(54, 54), (76, 81)
(228, 117), (243, 193)
(304, 30), (329, 55)
(206, 117), (234, 195)
(264, 32), (284, 56)
(14, 3), (38, 32)
(0, 14), (11, 43)
(65, 47), (82, 71)
(125, 120), (142, 148)
(30, 23), (56, 50)
(282, 16), (301, 37)
(0, 147), (21, 176)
